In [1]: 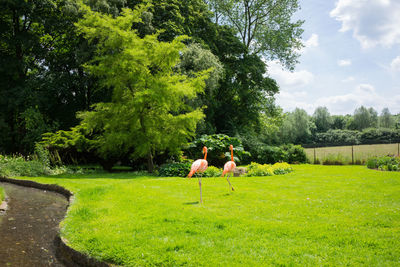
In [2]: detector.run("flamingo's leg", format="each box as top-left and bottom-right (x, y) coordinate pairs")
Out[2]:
(226, 173), (235, 191)
(198, 177), (203, 203)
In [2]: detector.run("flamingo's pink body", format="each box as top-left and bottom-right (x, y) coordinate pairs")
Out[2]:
(221, 145), (236, 191)
(187, 159), (208, 178)
(187, 146), (208, 203)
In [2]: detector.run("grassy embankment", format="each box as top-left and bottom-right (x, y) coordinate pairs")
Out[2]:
(305, 143), (400, 164)
(13, 165), (400, 266)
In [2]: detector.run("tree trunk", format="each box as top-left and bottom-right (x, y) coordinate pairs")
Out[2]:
(147, 151), (154, 173)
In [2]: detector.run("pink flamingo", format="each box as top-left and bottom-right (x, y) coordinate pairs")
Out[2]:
(221, 144), (235, 191)
(187, 146), (208, 203)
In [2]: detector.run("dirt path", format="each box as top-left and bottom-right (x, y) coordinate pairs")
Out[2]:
(0, 182), (68, 266)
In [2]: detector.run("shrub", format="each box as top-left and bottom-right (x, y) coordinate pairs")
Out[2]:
(270, 162), (293, 175)
(244, 144), (307, 165)
(282, 144), (308, 163)
(199, 166), (223, 177)
(366, 156), (400, 171)
(245, 162), (273, 177)
(0, 154), (51, 177)
(158, 162), (192, 177)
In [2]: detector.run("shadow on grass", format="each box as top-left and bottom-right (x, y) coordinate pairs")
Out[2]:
(183, 201), (199, 205)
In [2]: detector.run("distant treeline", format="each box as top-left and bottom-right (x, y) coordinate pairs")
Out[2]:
(268, 106), (400, 147)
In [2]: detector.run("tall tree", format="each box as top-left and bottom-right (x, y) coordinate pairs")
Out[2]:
(71, 4), (207, 171)
(313, 106), (332, 132)
(379, 108), (395, 128)
(352, 106), (378, 131)
(278, 108), (313, 144)
(207, 0), (304, 69)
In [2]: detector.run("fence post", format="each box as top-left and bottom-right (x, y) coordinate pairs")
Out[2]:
(314, 147), (316, 164)
(398, 143), (399, 156)
(352, 145), (354, 165)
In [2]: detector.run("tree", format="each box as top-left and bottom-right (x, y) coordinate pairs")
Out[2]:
(331, 115), (347, 130)
(278, 108), (313, 144)
(352, 106), (378, 131)
(70, 4), (208, 172)
(207, 0), (304, 69)
(313, 106), (332, 132)
(379, 108), (395, 128)
(176, 43), (224, 134)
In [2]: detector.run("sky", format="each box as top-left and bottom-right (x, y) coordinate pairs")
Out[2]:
(270, 0), (400, 115)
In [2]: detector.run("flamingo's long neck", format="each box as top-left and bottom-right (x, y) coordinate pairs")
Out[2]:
(231, 147), (234, 162)
(204, 149), (207, 160)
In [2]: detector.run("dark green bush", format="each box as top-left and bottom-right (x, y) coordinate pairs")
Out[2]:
(366, 156), (399, 171)
(158, 162), (192, 177)
(158, 162), (223, 178)
(244, 144), (307, 164)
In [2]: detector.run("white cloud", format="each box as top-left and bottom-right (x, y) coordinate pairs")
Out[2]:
(268, 60), (314, 88)
(342, 76), (355, 82)
(330, 0), (400, 49)
(305, 34), (319, 48)
(276, 83), (400, 114)
(337, 59), (352, 66)
(315, 84), (400, 114)
(390, 56), (400, 72)
(300, 34), (319, 54)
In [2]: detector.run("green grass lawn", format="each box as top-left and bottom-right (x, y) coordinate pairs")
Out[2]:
(14, 165), (400, 266)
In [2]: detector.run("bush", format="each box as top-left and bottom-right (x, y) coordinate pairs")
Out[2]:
(282, 144), (308, 163)
(244, 144), (307, 164)
(270, 162), (293, 175)
(245, 162), (273, 177)
(199, 166), (223, 177)
(158, 162), (192, 177)
(366, 156), (400, 171)
(0, 154), (51, 177)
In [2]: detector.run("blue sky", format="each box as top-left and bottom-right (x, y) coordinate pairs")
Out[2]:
(270, 0), (400, 115)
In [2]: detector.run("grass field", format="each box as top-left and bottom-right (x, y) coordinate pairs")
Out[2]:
(12, 165), (400, 266)
(305, 143), (400, 164)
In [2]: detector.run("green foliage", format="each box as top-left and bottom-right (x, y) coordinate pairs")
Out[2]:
(0, 155), (51, 177)
(245, 162), (274, 177)
(158, 162), (223, 178)
(350, 106), (378, 131)
(201, 166), (223, 177)
(208, 0), (304, 69)
(313, 106), (332, 132)
(158, 162), (192, 177)
(51, 3), (209, 172)
(366, 156), (400, 171)
(243, 143), (307, 164)
(313, 128), (400, 147)
(278, 108), (314, 144)
(245, 162), (292, 176)
(185, 134), (250, 167)
(379, 108), (395, 128)
(314, 129), (361, 146)
(284, 144), (308, 163)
